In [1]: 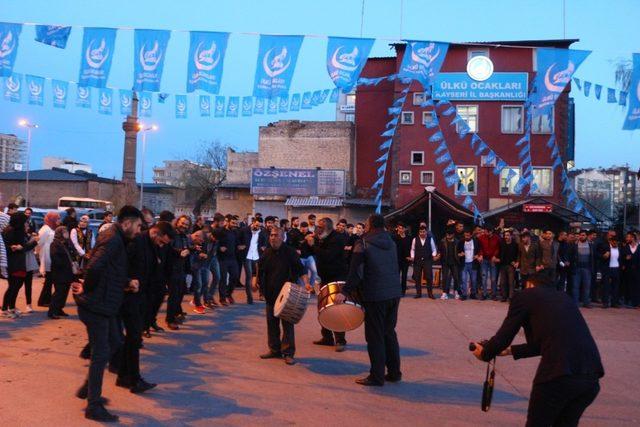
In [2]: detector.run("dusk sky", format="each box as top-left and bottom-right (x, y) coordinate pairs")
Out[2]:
(1, 0), (638, 180)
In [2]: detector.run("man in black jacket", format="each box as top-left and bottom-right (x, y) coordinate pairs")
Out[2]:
(309, 217), (349, 351)
(74, 206), (143, 422)
(472, 275), (604, 426)
(393, 222), (412, 296)
(116, 221), (175, 394)
(255, 227), (310, 365)
(337, 214), (402, 386)
(166, 215), (192, 329)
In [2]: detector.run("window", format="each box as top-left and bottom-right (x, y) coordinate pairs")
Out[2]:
(499, 167), (521, 195)
(346, 93), (356, 106)
(468, 48), (490, 60)
(421, 171), (435, 185)
(456, 105), (478, 132)
(344, 113), (355, 122)
(532, 167), (553, 195)
(401, 111), (414, 124)
(532, 107), (554, 134)
(411, 151), (424, 165)
(501, 105), (524, 134)
(455, 166), (477, 195)
(413, 92), (426, 106)
(422, 111), (436, 126)
(399, 170), (412, 185)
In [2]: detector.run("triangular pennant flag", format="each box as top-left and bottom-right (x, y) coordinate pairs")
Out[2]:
(584, 81), (592, 96)
(474, 141), (488, 156)
(442, 106), (456, 116)
(388, 106), (402, 115)
(377, 163), (387, 176)
(493, 159), (507, 175)
(393, 96), (406, 106)
(573, 77), (582, 90)
(420, 98), (434, 107)
(545, 134), (556, 149)
(376, 151), (389, 163)
(381, 128), (395, 137)
(470, 133), (481, 149)
(594, 84), (602, 100)
(436, 99), (450, 107)
(435, 152), (451, 164)
(371, 175), (384, 189)
(607, 88), (617, 103)
(463, 195), (473, 208)
(618, 91), (627, 106)
(386, 117), (399, 128)
(442, 162), (456, 175)
(434, 141), (447, 155)
(379, 139), (392, 150)
(429, 131), (444, 143)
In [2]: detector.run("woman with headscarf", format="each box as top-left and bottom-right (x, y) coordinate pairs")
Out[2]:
(49, 226), (78, 319)
(36, 211), (60, 307)
(22, 207), (40, 313)
(1, 212), (39, 318)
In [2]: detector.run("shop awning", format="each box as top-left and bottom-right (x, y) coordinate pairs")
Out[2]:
(285, 196), (343, 207)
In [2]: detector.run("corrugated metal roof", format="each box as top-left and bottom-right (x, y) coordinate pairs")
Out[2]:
(285, 196), (343, 207)
(0, 169), (88, 181)
(344, 198), (390, 207)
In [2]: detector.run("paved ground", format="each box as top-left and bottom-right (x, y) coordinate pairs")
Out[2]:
(1, 277), (639, 426)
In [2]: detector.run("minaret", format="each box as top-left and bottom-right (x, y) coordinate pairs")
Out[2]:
(121, 92), (139, 183)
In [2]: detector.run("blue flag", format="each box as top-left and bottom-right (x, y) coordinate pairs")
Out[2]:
(279, 96), (289, 113)
(0, 23), (21, 77)
(290, 93), (301, 111)
(253, 97), (265, 114)
(139, 92), (152, 117)
(76, 85), (91, 108)
(175, 95), (187, 119)
(78, 27), (117, 88)
(199, 95), (211, 117)
(301, 91), (312, 109)
(623, 53), (640, 130)
(35, 25), (71, 48)
(242, 96), (253, 117)
(619, 91), (628, 106)
(326, 36), (374, 93)
(226, 96), (239, 117)
(398, 41), (449, 88)
(267, 97), (278, 114)
(607, 88), (617, 103)
(594, 84), (602, 100)
(253, 35), (304, 98)
(3, 73), (21, 102)
(584, 81), (592, 97)
(98, 88), (113, 115)
(329, 88), (339, 103)
(119, 89), (133, 115)
(311, 90), (321, 106)
(26, 74), (44, 106)
(530, 47), (591, 116)
(52, 79), (68, 108)
(186, 31), (229, 94)
(319, 89), (330, 103)
(214, 96), (225, 118)
(134, 29), (171, 92)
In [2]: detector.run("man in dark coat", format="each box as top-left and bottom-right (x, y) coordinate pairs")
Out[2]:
(472, 275), (604, 426)
(393, 222), (412, 296)
(255, 227), (309, 365)
(309, 217), (349, 351)
(337, 214), (402, 386)
(74, 206), (143, 422)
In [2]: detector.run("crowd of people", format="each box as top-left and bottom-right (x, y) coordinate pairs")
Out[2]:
(0, 202), (637, 422)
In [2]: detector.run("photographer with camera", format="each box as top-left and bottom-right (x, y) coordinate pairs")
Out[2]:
(470, 274), (604, 426)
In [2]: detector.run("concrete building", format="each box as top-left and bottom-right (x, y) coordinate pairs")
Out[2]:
(0, 169), (123, 208)
(138, 183), (186, 214)
(216, 148), (258, 217)
(570, 166), (640, 219)
(153, 159), (210, 188)
(355, 40), (577, 226)
(42, 157), (92, 173)
(0, 133), (26, 173)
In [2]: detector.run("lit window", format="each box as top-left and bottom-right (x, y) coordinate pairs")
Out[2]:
(499, 167), (521, 195)
(413, 92), (426, 106)
(421, 171), (434, 185)
(399, 170), (412, 185)
(532, 107), (554, 134)
(344, 113), (355, 122)
(401, 111), (414, 124)
(346, 93), (356, 106)
(532, 167), (553, 195)
(468, 48), (490, 60)
(456, 105), (478, 132)
(411, 151), (424, 166)
(456, 166), (477, 195)
(422, 111), (436, 126)
(501, 105), (524, 134)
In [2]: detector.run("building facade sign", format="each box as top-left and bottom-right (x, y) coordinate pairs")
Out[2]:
(432, 72), (528, 101)
(251, 168), (345, 196)
(523, 204), (553, 213)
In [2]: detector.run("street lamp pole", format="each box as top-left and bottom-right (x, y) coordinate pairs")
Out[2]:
(19, 120), (38, 207)
(138, 124), (157, 210)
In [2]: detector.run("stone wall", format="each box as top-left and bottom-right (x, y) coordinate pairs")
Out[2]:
(226, 149), (258, 184)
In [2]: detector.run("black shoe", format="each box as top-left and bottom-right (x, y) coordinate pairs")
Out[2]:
(107, 364), (119, 374)
(151, 322), (165, 332)
(385, 373), (402, 383)
(85, 404), (119, 422)
(76, 385), (110, 404)
(143, 330), (152, 338)
(500, 298), (508, 302)
(284, 356), (296, 365)
(335, 344), (346, 353)
(57, 310), (69, 317)
(355, 376), (383, 386)
(583, 304), (592, 309)
(459, 296), (467, 301)
(247, 300), (254, 305)
(79, 345), (91, 360)
(260, 351), (282, 359)
(166, 322), (180, 330)
(469, 295), (478, 300)
(47, 313), (60, 319)
(313, 339), (335, 346)
(602, 304), (610, 309)
(130, 378), (157, 394)
(413, 295), (422, 299)
(115, 377), (132, 389)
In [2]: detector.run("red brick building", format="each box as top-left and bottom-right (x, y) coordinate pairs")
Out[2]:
(354, 40), (577, 215)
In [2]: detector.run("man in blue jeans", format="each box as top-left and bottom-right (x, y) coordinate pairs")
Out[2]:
(297, 222), (318, 288)
(456, 229), (481, 299)
(567, 230), (596, 308)
(239, 218), (266, 305)
(189, 230), (210, 314)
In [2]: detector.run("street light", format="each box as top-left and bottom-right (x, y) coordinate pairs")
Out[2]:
(138, 123), (158, 209)
(18, 119), (38, 207)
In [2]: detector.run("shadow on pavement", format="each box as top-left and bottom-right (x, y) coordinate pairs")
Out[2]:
(297, 357), (370, 375)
